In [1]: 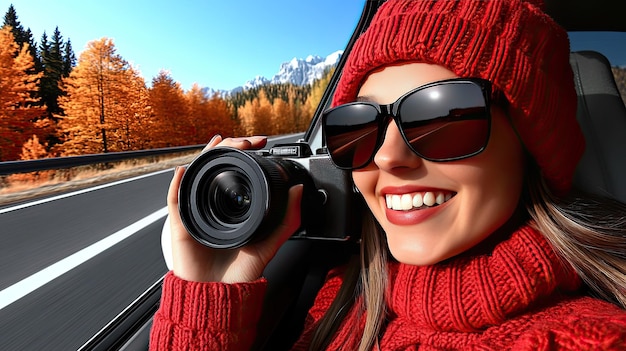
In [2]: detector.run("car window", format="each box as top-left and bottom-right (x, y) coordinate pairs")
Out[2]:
(569, 31), (626, 104)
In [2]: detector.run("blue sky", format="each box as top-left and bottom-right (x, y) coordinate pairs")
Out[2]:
(5, 1), (624, 92)
(6, 0), (365, 91)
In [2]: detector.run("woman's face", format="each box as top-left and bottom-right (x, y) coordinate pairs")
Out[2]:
(352, 63), (525, 266)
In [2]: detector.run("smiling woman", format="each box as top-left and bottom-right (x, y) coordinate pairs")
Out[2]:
(2, 1), (626, 351)
(350, 64), (526, 266)
(150, 1), (626, 351)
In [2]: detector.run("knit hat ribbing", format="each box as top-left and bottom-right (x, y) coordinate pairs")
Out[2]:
(332, 0), (585, 195)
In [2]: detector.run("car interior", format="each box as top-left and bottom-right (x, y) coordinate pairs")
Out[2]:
(570, 50), (626, 204)
(82, 0), (626, 350)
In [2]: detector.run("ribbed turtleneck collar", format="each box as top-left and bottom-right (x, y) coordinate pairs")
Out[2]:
(386, 225), (581, 333)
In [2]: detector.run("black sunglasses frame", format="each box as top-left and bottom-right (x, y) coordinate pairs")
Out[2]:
(322, 78), (493, 170)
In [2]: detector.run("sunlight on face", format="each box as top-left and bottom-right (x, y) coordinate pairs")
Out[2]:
(351, 63), (525, 266)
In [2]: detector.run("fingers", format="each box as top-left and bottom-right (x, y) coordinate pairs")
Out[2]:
(264, 184), (304, 250)
(167, 166), (187, 235)
(167, 166), (185, 213)
(201, 134), (223, 153)
(202, 135), (268, 153)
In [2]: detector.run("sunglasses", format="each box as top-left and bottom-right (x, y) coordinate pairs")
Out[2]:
(322, 78), (493, 170)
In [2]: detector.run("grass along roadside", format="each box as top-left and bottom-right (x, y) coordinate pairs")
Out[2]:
(0, 151), (199, 206)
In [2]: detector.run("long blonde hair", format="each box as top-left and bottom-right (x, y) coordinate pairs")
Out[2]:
(525, 164), (626, 308)
(308, 162), (626, 350)
(308, 211), (387, 351)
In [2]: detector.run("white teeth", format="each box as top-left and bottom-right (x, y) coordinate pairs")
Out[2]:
(392, 195), (402, 210)
(423, 192), (436, 206)
(385, 191), (453, 210)
(401, 194), (412, 210)
(436, 192), (445, 205)
(412, 193), (423, 207)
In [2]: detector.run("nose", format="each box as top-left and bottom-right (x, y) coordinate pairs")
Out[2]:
(373, 119), (423, 171)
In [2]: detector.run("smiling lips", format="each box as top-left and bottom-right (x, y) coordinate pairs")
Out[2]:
(385, 191), (455, 211)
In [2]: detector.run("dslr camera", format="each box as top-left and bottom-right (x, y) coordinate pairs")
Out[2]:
(178, 142), (362, 249)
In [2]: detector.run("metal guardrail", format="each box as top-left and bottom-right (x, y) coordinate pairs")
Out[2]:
(0, 144), (205, 176)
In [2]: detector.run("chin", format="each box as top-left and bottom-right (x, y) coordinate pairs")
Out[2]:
(388, 245), (450, 267)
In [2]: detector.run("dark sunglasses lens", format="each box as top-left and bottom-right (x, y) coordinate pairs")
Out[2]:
(399, 82), (489, 160)
(324, 104), (380, 168)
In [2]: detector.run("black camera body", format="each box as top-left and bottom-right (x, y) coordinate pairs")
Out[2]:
(178, 142), (362, 249)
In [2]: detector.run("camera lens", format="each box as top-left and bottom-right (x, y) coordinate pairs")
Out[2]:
(178, 147), (307, 249)
(206, 171), (252, 224)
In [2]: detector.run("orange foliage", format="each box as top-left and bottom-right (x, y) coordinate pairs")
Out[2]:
(185, 84), (237, 142)
(301, 67), (334, 130)
(0, 26), (46, 161)
(0, 30), (335, 157)
(20, 134), (48, 160)
(56, 38), (151, 155)
(148, 71), (190, 147)
(238, 90), (274, 135)
(236, 85), (315, 136)
(7, 134), (53, 183)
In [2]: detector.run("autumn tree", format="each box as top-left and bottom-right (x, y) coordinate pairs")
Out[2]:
(148, 71), (190, 147)
(302, 67), (334, 129)
(0, 26), (45, 161)
(2, 5), (39, 71)
(237, 89), (274, 135)
(185, 84), (236, 143)
(4, 5), (77, 152)
(6, 134), (53, 184)
(110, 66), (152, 151)
(278, 85), (310, 133)
(184, 84), (211, 143)
(207, 93), (237, 137)
(20, 134), (48, 160)
(271, 97), (292, 134)
(57, 38), (150, 155)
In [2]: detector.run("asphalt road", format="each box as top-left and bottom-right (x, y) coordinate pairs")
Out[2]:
(0, 170), (171, 350)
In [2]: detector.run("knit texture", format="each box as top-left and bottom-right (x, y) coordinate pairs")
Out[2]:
(331, 0), (585, 195)
(150, 274), (266, 350)
(150, 226), (626, 350)
(293, 226), (626, 350)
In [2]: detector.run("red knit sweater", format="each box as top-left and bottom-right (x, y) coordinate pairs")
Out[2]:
(150, 226), (626, 350)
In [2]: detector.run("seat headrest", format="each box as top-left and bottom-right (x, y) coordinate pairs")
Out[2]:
(570, 51), (626, 204)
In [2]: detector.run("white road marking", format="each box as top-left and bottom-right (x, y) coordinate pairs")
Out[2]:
(0, 207), (168, 310)
(0, 168), (173, 215)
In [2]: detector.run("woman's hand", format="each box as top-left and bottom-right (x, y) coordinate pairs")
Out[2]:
(167, 135), (303, 283)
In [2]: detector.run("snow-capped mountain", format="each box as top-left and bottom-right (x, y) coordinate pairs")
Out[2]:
(266, 50), (343, 87)
(205, 50), (343, 97)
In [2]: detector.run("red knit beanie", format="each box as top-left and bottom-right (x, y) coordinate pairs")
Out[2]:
(332, 0), (585, 195)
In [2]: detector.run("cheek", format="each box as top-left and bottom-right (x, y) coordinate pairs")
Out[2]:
(458, 112), (526, 224)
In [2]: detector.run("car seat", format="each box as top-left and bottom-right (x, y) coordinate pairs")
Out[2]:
(570, 50), (626, 204)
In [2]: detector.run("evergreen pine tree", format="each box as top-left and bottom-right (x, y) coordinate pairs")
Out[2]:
(40, 27), (65, 117)
(24, 28), (41, 72)
(62, 38), (76, 77)
(39, 32), (49, 62)
(2, 5), (28, 47)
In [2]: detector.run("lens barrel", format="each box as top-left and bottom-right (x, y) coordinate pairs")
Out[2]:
(178, 147), (305, 249)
